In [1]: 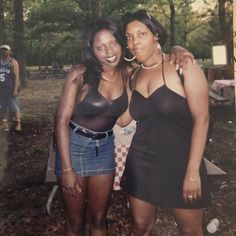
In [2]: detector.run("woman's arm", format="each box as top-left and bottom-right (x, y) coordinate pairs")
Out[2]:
(170, 46), (195, 72)
(12, 59), (20, 97)
(182, 62), (209, 203)
(55, 65), (85, 198)
(116, 68), (134, 127)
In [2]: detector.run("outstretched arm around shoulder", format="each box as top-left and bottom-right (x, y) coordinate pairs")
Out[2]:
(170, 46), (195, 72)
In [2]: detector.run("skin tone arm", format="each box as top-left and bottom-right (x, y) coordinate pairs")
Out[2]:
(116, 79), (133, 127)
(55, 65), (85, 198)
(12, 59), (20, 97)
(116, 66), (134, 127)
(170, 46), (195, 71)
(182, 62), (209, 203)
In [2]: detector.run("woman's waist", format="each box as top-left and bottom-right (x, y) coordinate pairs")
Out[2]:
(134, 121), (192, 141)
(69, 120), (114, 140)
(71, 114), (117, 131)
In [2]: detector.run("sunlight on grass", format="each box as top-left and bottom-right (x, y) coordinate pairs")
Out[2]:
(19, 79), (64, 121)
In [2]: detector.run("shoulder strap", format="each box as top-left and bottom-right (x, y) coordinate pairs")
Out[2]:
(128, 66), (141, 92)
(161, 53), (166, 85)
(176, 69), (184, 85)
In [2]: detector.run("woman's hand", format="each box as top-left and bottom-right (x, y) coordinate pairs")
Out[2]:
(61, 170), (81, 199)
(170, 46), (195, 72)
(183, 174), (201, 204)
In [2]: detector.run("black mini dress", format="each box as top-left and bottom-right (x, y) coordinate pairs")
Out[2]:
(120, 63), (211, 209)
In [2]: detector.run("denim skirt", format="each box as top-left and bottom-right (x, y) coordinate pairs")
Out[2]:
(55, 129), (115, 177)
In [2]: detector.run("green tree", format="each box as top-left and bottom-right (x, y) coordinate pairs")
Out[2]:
(218, 0), (233, 64)
(91, 0), (102, 18)
(0, 0), (5, 44)
(13, 0), (27, 86)
(2, 0), (225, 67)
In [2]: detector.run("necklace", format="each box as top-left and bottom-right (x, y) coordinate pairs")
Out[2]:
(102, 71), (119, 82)
(141, 53), (165, 70)
(101, 76), (117, 82)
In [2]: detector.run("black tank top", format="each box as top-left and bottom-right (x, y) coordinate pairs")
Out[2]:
(72, 86), (128, 132)
(129, 54), (193, 140)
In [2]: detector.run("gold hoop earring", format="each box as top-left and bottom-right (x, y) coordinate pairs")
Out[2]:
(124, 47), (135, 62)
(124, 55), (136, 62)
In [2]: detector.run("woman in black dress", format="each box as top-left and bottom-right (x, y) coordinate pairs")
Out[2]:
(120, 10), (211, 236)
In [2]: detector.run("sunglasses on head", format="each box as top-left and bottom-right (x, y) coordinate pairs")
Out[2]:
(122, 10), (152, 21)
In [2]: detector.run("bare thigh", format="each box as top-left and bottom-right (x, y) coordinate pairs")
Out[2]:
(58, 176), (88, 225)
(87, 174), (114, 221)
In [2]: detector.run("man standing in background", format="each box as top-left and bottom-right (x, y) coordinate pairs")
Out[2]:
(0, 44), (22, 131)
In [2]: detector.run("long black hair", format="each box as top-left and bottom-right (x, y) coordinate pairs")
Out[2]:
(122, 10), (168, 47)
(81, 18), (125, 89)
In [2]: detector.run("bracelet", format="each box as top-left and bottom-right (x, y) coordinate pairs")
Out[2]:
(62, 167), (73, 173)
(189, 177), (200, 182)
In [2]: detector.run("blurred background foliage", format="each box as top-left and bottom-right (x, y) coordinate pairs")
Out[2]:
(0, 0), (233, 83)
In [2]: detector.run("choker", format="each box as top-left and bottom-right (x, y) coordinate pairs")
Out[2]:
(141, 53), (165, 70)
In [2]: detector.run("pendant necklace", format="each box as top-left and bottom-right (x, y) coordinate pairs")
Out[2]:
(141, 53), (165, 70)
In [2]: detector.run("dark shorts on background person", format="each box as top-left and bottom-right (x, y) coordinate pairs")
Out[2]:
(0, 97), (20, 113)
(9, 97), (20, 112)
(55, 129), (115, 177)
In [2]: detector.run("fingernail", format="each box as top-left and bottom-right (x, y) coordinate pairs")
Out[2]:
(176, 64), (179, 70)
(179, 68), (183, 74)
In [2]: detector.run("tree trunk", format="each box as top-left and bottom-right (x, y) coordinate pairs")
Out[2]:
(91, 0), (102, 18)
(218, 0), (226, 37)
(169, 0), (176, 47)
(13, 0), (27, 87)
(218, 0), (233, 66)
(0, 0), (5, 44)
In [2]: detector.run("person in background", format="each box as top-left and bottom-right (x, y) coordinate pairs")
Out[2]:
(55, 17), (194, 236)
(0, 44), (22, 131)
(120, 10), (211, 236)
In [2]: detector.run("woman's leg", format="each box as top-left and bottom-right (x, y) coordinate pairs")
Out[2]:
(173, 208), (204, 236)
(58, 176), (88, 236)
(87, 174), (114, 236)
(129, 196), (157, 236)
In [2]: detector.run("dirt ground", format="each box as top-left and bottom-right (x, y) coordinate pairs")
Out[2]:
(0, 79), (236, 236)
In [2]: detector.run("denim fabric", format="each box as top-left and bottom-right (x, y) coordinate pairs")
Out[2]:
(55, 129), (115, 176)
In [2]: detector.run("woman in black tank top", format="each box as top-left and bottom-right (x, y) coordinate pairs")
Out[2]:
(55, 17), (194, 236)
(55, 18), (132, 236)
(120, 10), (211, 236)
